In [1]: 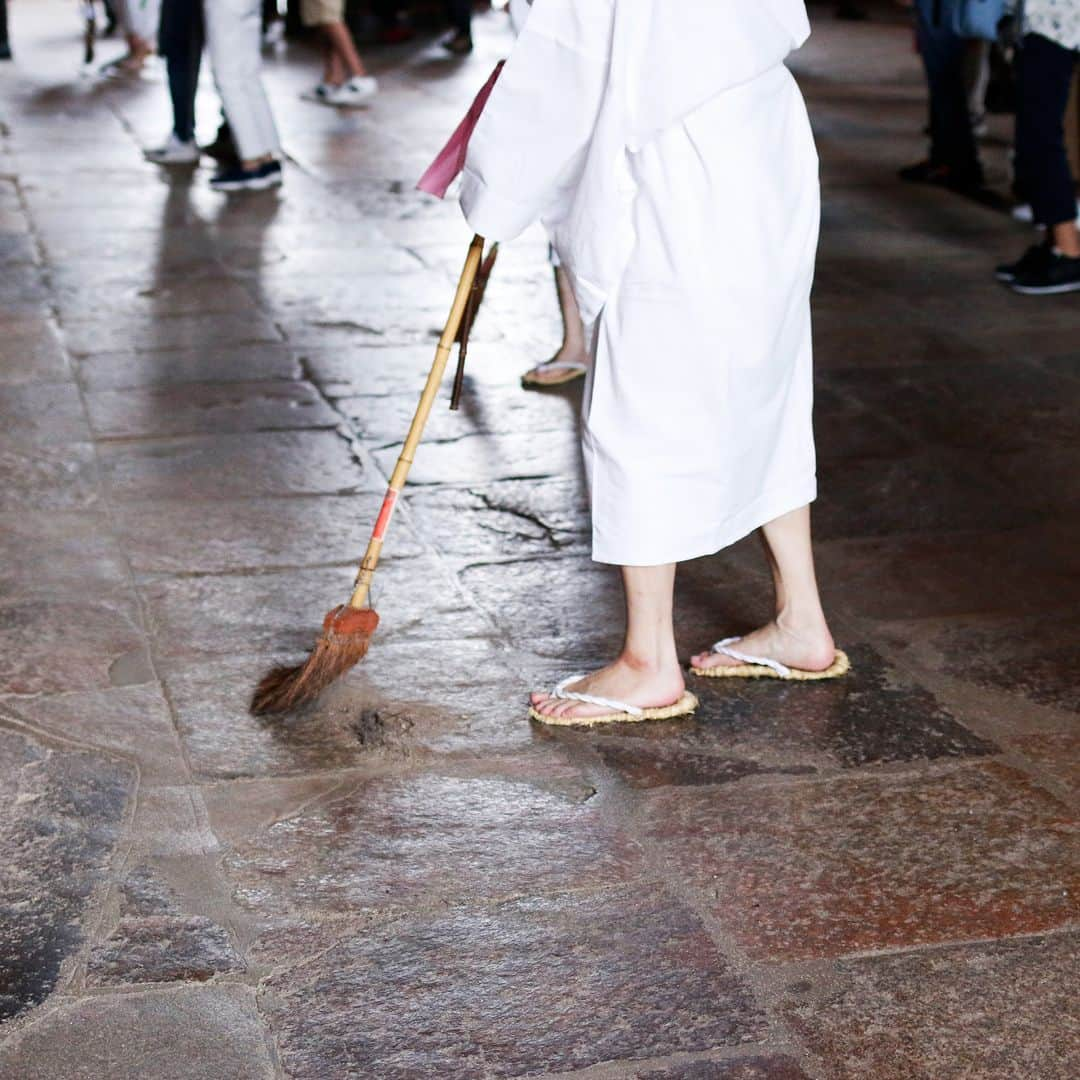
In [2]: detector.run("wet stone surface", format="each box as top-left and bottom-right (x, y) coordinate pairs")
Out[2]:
(0, 726), (133, 1021)
(1, 3), (1078, 1075)
(643, 762), (1079, 961)
(541, 645), (994, 787)
(259, 887), (769, 1079)
(0, 985), (275, 1080)
(635, 1057), (812, 1079)
(781, 932), (1080, 1080)
(223, 773), (641, 918)
(86, 866), (243, 986)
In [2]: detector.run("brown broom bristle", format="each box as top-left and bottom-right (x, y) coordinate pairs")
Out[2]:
(250, 605), (380, 715)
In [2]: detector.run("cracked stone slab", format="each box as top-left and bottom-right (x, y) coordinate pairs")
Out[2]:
(0, 985), (275, 1079)
(259, 887), (768, 1078)
(780, 932), (1080, 1079)
(97, 429), (379, 501)
(140, 557), (489, 663)
(0, 726), (134, 1021)
(337, 370), (582, 445)
(372, 427), (584, 487)
(222, 772), (641, 918)
(641, 762), (1079, 961)
(405, 477), (590, 560)
(84, 380), (340, 439)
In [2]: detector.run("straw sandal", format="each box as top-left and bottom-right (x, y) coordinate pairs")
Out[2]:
(690, 637), (850, 681)
(521, 360), (587, 388)
(528, 675), (698, 727)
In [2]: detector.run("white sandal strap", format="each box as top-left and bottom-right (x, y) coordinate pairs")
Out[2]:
(709, 637), (792, 678)
(552, 675), (644, 717)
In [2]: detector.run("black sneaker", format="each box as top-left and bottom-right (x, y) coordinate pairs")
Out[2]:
(1009, 250), (1080, 295)
(898, 159), (984, 194)
(209, 160), (282, 192)
(995, 244), (1050, 283)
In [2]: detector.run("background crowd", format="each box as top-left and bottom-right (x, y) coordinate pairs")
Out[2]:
(0, 1), (1078, 296)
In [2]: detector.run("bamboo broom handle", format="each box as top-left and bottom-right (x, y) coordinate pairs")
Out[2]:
(348, 234), (486, 610)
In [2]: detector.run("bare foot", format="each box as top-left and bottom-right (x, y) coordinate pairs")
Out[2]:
(530, 658), (685, 722)
(690, 618), (836, 674)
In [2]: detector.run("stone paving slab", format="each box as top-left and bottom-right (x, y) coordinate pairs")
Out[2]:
(642, 761), (1079, 962)
(780, 932), (1080, 1079)
(0, 985), (275, 1080)
(258, 887), (770, 1079)
(0, 725), (134, 1021)
(222, 772), (643, 919)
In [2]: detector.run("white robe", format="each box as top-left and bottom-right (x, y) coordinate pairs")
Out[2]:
(462, 0), (820, 565)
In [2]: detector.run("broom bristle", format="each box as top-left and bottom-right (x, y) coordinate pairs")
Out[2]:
(250, 605), (379, 715)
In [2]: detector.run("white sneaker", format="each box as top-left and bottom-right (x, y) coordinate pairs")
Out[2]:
(328, 76), (378, 108)
(144, 133), (200, 164)
(301, 82), (337, 105)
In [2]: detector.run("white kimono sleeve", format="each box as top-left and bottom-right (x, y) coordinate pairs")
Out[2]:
(460, 0), (614, 243)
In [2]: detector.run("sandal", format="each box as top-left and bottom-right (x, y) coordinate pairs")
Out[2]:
(690, 637), (850, 681)
(521, 360), (587, 389)
(528, 675), (698, 727)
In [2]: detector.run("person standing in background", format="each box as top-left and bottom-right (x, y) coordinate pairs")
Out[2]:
(444, 0), (473, 54)
(997, 0), (1080, 294)
(900, 0), (984, 192)
(144, 0), (204, 165)
(299, 0), (378, 107)
(204, 0), (283, 190)
(104, 0), (160, 76)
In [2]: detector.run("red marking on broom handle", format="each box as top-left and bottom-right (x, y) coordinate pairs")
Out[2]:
(348, 235), (486, 611)
(372, 489), (398, 542)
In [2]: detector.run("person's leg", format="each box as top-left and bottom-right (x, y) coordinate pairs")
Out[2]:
(691, 505), (836, 673)
(205, 0), (280, 167)
(323, 20), (366, 80)
(522, 266), (590, 385)
(0, 0), (11, 60)
(1016, 34), (1079, 250)
(905, 0), (981, 185)
(446, 0), (472, 34)
(443, 0), (473, 52)
(163, 0), (203, 144)
(530, 563), (685, 720)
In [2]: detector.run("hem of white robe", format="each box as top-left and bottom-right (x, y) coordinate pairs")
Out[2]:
(590, 473), (818, 567)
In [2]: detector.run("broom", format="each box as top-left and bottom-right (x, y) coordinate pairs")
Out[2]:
(250, 234), (487, 715)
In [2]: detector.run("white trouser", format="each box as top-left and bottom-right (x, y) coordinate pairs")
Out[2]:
(115, 0), (162, 42)
(205, 0), (281, 161)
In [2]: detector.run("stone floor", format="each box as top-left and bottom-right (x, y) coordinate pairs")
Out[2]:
(1, 3), (1078, 1078)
